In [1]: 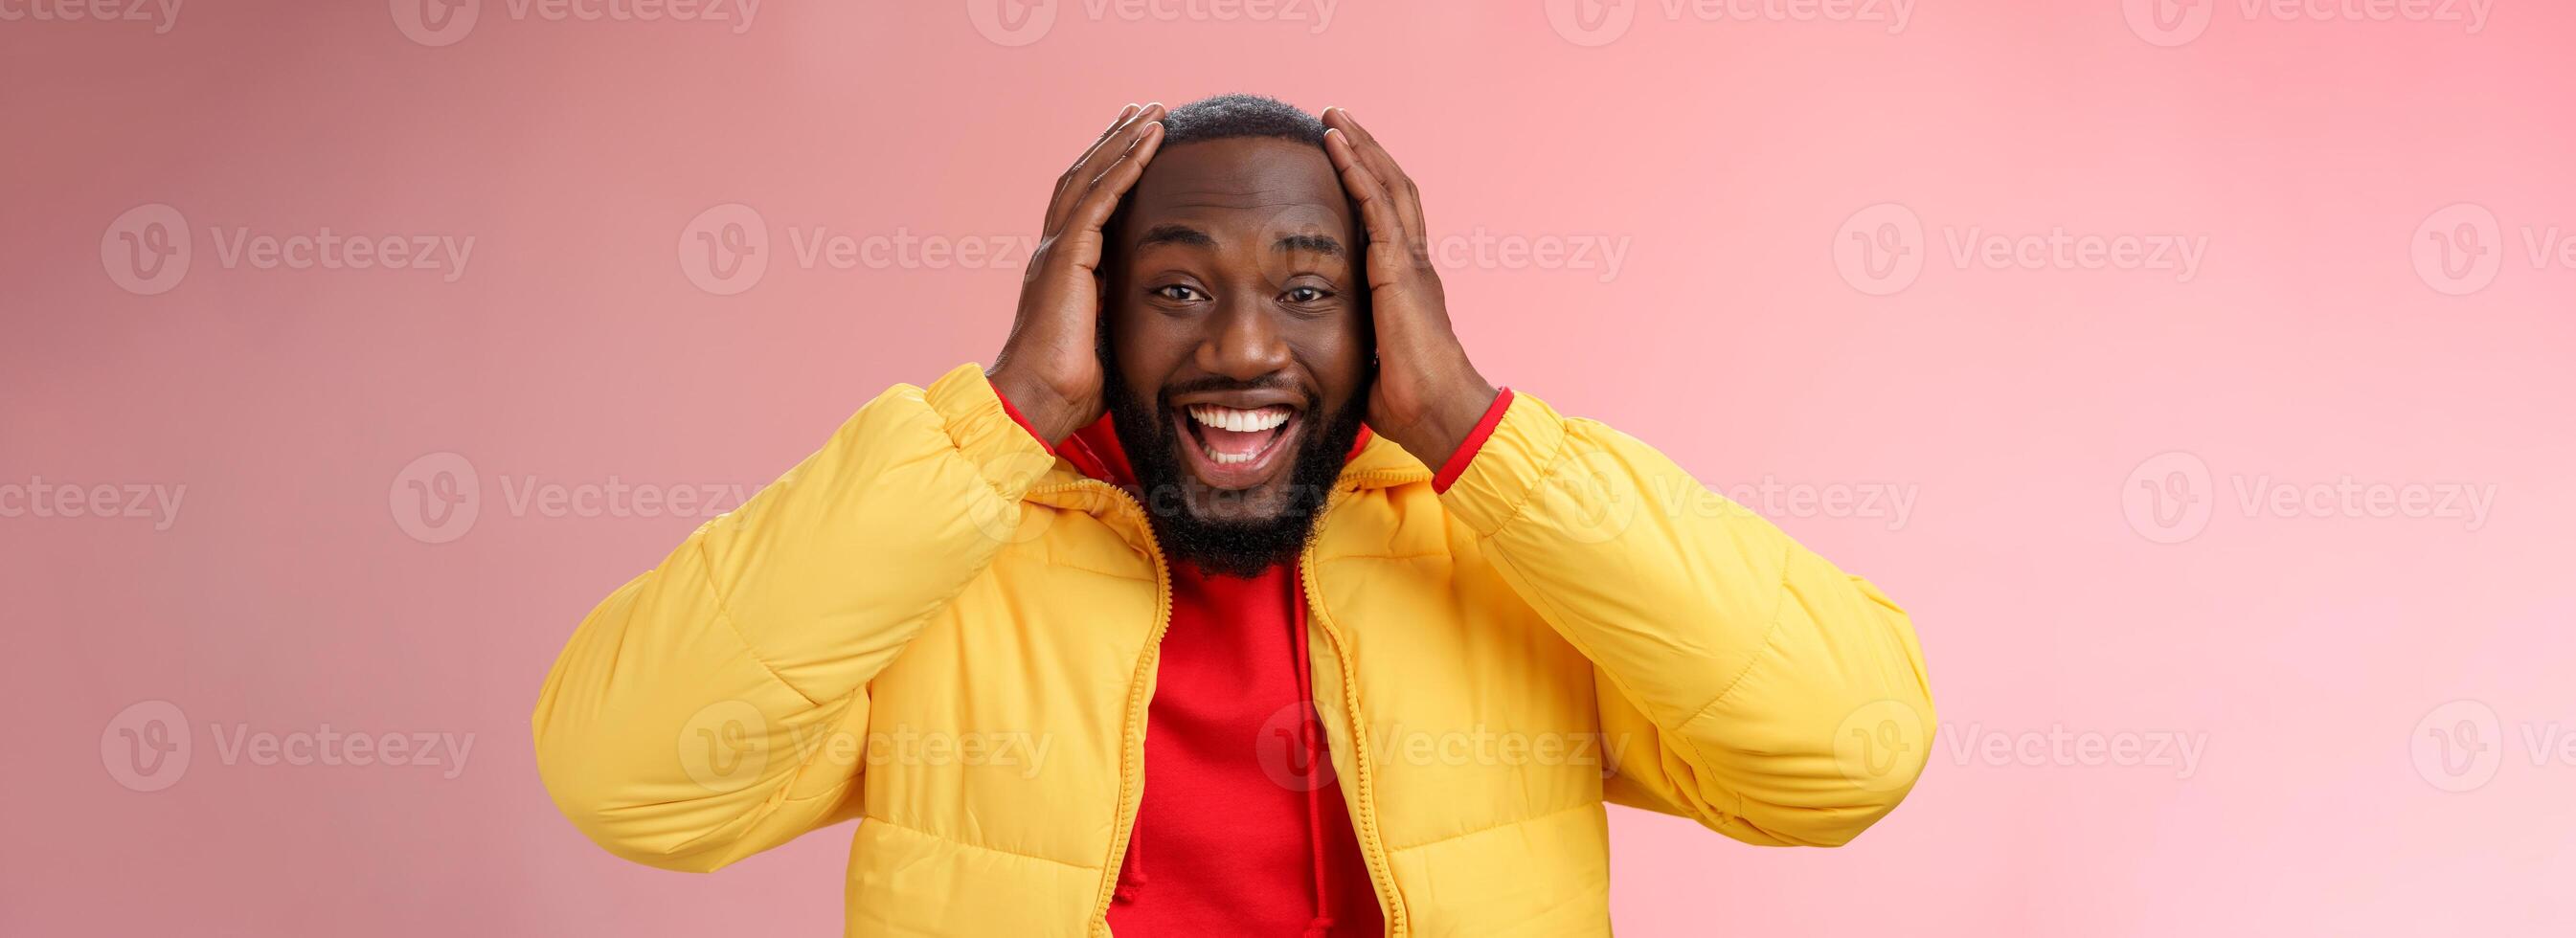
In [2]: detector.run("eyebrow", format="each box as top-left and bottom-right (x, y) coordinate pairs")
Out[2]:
(1134, 223), (1344, 258)
(1137, 224), (1215, 248)
(1275, 233), (1344, 257)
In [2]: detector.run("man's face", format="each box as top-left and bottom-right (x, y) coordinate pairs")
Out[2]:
(1102, 135), (1372, 576)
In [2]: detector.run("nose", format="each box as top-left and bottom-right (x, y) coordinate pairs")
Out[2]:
(1194, 299), (1292, 383)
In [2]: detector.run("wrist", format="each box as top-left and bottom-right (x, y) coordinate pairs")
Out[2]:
(985, 366), (1089, 444)
(1395, 371), (1499, 468)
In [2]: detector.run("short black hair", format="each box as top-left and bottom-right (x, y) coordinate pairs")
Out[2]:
(1158, 94), (1326, 147)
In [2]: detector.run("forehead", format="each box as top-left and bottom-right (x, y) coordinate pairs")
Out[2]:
(1122, 137), (1353, 241)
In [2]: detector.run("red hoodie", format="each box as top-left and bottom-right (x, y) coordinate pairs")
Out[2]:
(994, 387), (1511, 937)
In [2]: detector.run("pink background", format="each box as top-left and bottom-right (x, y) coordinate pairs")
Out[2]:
(6, 1), (2573, 934)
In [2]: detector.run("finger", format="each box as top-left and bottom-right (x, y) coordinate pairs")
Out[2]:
(1050, 104), (1137, 215)
(1323, 127), (1418, 274)
(1050, 102), (1164, 233)
(1322, 108), (1426, 241)
(1050, 102), (1157, 232)
(1060, 120), (1166, 257)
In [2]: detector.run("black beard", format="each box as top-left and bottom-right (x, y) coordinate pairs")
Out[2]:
(1103, 361), (1370, 579)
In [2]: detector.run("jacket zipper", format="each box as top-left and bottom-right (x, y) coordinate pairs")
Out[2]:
(1065, 480), (1176, 937)
(1299, 489), (1410, 938)
(1063, 473), (1421, 936)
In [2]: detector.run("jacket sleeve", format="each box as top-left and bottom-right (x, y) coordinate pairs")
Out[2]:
(531, 364), (1057, 872)
(1437, 391), (1934, 847)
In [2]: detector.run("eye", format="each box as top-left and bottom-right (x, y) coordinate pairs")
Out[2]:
(1283, 285), (1331, 304)
(1152, 284), (1205, 302)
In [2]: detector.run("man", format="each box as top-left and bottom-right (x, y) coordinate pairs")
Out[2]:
(534, 95), (1934, 936)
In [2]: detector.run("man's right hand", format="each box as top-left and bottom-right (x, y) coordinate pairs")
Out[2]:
(988, 102), (1167, 444)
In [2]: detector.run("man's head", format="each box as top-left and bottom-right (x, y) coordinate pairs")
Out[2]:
(1100, 94), (1373, 577)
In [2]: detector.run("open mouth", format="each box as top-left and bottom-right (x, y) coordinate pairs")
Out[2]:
(1173, 402), (1303, 491)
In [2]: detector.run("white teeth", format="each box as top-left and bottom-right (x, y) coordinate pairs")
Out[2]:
(1187, 405), (1290, 433)
(1206, 447), (1255, 465)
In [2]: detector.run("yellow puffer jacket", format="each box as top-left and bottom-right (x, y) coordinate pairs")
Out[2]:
(533, 364), (1934, 936)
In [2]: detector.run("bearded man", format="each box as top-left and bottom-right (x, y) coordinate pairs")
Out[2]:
(534, 94), (1934, 937)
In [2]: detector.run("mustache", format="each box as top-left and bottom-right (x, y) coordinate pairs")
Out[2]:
(1154, 373), (1311, 405)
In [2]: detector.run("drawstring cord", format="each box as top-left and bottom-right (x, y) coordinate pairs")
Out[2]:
(1113, 826), (1147, 904)
(1292, 574), (1333, 938)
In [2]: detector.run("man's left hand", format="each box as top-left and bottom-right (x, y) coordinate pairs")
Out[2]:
(1322, 107), (1500, 466)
